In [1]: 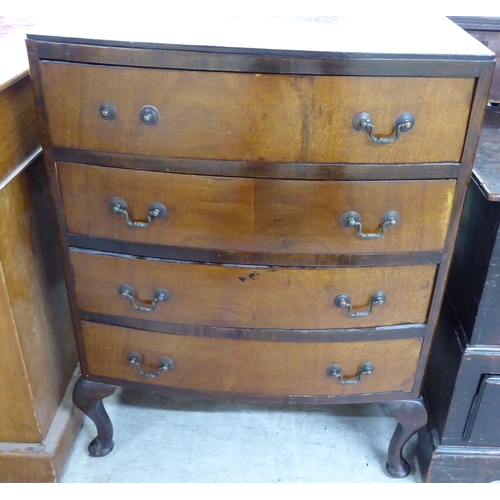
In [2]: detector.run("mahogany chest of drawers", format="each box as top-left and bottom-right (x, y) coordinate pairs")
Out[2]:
(26, 17), (494, 478)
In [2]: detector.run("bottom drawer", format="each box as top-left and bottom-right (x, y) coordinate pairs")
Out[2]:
(82, 322), (422, 397)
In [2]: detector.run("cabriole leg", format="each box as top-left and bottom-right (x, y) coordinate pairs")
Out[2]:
(73, 376), (117, 457)
(382, 397), (428, 478)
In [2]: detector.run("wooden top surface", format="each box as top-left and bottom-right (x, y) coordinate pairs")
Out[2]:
(27, 15), (494, 60)
(472, 105), (500, 201)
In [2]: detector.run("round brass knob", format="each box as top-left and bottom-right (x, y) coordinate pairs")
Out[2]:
(99, 102), (118, 121)
(140, 105), (159, 125)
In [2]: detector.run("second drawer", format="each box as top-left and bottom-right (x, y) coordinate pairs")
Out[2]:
(70, 251), (436, 329)
(58, 162), (456, 255)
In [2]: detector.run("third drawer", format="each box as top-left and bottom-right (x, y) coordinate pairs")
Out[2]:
(70, 250), (436, 330)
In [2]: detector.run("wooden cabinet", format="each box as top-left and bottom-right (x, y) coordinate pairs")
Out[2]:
(0, 22), (82, 481)
(418, 105), (500, 482)
(26, 16), (494, 478)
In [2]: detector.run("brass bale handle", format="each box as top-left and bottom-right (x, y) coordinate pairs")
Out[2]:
(334, 291), (387, 317)
(352, 112), (415, 144)
(118, 284), (170, 313)
(341, 211), (400, 239)
(326, 362), (375, 384)
(110, 197), (167, 228)
(127, 351), (175, 378)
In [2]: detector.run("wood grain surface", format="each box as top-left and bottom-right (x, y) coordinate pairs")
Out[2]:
(0, 74), (40, 185)
(58, 162), (456, 255)
(0, 369), (83, 482)
(40, 63), (474, 164)
(0, 157), (76, 441)
(70, 251), (436, 329)
(0, 261), (41, 442)
(82, 321), (422, 396)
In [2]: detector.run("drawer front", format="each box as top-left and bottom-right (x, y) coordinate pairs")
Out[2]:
(82, 321), (422, 396)
(59, 162), (456, 254)
(70, 251), (436, 329)
(40, 62), (474, 164)
(464, 375), (500, 445)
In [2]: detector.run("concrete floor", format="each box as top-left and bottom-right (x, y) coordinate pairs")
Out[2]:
(60, 388), (422, 483)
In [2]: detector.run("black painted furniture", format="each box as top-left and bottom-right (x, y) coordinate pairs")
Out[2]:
(418, 104), (500, 482)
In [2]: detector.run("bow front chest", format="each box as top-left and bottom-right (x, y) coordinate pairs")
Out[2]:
(26, 16), (494, 478)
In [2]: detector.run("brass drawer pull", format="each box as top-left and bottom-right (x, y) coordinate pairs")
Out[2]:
(352, 112), (415, 144)
(127, 351), (175, 378)
(334, 291), (387, 317)
(110, 197), (167, 228)
(118, 284), (170, 312)
(326, 362), (375, 384)
(341, 211), (400, 239)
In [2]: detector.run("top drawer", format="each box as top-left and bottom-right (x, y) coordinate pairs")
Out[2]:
(39, 62), (474, 164)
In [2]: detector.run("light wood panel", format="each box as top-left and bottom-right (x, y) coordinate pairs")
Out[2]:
(0, 261), (41, 442)
(0, 158), (76, 440)
(70, 251), (436, 329)
(40, 63), (474, 164)
(0, 369), (83, 482)
(83, 321), (422, 396)
(58, 162), (456, 254)
(0, 75), (40, 185)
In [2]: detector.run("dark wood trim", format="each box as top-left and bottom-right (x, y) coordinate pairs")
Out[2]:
(67, 235), (444, 268)
(80, 311), (427, 343)
(53, 147), (462, 181)
(412, 62), (495, 392)
(26, 40), (90, 376)
(83, 372), (419, 405)
(32, 40), (489, 77)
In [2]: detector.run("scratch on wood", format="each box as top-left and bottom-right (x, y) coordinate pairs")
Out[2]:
(239, 272), (259, 282)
